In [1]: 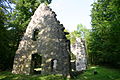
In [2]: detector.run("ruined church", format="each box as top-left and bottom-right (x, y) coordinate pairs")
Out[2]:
(12, 3), (70, 75)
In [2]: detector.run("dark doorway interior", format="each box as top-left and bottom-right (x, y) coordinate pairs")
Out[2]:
(31, 54), (42, 74)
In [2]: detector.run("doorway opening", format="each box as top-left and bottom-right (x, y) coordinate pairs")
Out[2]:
(31, 54), (42, 74)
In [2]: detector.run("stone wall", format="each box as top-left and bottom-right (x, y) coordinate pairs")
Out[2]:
(71, 38), (87, 71)
(12, 3), (70, 76)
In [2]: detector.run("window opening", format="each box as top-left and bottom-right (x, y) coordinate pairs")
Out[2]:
(51, 59), (57, 71)
(32, 29), (39, 41)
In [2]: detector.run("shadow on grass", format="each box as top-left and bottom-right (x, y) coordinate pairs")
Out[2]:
(0, 71), (66, 80)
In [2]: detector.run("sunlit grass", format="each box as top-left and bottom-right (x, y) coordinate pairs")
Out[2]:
(0, 71), (65, 80)
(75, 66), (120, 80)
(0, 66), (120, 80)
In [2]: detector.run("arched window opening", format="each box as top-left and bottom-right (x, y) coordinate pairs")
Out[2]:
(51, 59), (57, 71)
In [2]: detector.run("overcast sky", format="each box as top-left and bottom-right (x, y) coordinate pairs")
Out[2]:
(49, 0), (95, 32)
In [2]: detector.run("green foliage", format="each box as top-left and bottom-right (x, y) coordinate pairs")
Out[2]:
(0, 1), (15, 70)
(0, 0), (52, 71)
(69, 31), (79, 44)
(68, 24), (89, 44)
(10, 0), (53, 41)
(88, 0), (120, 66)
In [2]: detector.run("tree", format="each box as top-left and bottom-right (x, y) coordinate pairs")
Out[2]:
(0, 0), (15, 70)
(10, 0), (52, 45)
(0, 0), (52, 71)
(67, 24), (89, 44)
(88, 0), (120, 66)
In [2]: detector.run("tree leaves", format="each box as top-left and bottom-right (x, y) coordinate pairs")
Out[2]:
(0, 0), (52, 71)
(88, 0), (120, 66)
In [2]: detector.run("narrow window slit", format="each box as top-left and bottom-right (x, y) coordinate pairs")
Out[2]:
(32, 29), (39, 41)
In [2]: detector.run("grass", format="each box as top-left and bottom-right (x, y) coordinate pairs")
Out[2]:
(0, 72), (65, 80)
(74, 66), (120, 80)
(0, 66), (120, 80)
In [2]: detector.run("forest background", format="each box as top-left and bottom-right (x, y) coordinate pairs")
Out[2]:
(0, 0), (120, 71)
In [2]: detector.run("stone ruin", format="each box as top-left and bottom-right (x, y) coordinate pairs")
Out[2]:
(12, 3), (71, 76)
(71, 38), (87, 71)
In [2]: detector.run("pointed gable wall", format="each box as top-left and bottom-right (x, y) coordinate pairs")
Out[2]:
(12, 3), (70, 75)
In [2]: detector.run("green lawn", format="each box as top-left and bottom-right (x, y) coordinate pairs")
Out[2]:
(0, 72), (65, 80)
(0, 66), (120, 80)
(75, 66), (120, 80)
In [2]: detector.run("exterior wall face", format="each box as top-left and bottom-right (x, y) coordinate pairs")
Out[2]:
(12, 3), (70, 75)
(71, 38), (87, 71)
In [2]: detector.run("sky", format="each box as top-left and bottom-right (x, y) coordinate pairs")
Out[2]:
(49, 0), (95, 32)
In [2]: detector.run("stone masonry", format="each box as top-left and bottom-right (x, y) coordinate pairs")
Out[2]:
(12, 3), (70, 75)
(71, 38), (87, 71)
